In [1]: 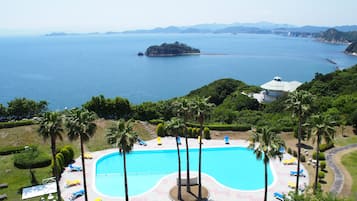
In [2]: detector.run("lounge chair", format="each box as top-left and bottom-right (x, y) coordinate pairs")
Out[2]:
(70, 189), (85, 201)
(273, 192), (284, 201)
(282, 157), (297, 165)
(288, 181), (296, 189)
(157, 137), (162, 145)
(0, 194), (7, 201)
(69, 164), (82, 172)
(138, 138), (147, 146)
(84, 153), (93, 159)
(198, 136), (203, 144)
(224, 135), (230, 144)
(290, 169), (306, 177)
(65, 179), (81, 188)
(0, 183), (7, 189)
(176, 136), (182, 145)
(279, 147), (286, 154)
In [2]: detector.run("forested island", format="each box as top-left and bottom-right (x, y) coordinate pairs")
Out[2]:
(145, 42), (200, 57)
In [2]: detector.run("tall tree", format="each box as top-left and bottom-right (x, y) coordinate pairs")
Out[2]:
(106, 119), (137, 201)
(191, 97), (214, 200)
(166, 117), (185, 200)
(309, 114), (335, 193)
(285, 90), (313, 194)
(173, 98), (193, 192)
(249, 127), (284, 201)
(37, 112), (63, 201)
(65, 109), (97, 201)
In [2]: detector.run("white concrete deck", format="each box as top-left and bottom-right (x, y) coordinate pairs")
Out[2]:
(60, 137), (309, 201)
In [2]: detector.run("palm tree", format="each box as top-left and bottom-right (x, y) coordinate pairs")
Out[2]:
(65, 109), (97, 201)
(37, 112), (64, 201)
(173, 98), (193, 191)
(191, 97), (214, 201)
(248, 127), (285, 201)
(309, 114), (335, 193)
(285, 90), (313, 194)
(106, 119), (137, 201)
(166, 117), (185, 200)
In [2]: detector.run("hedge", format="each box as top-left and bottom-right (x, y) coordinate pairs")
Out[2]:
(149, 119), (164, 125)
(313, 152), (326, 160)
(14, 148), (51, 169)
(319, 143), (334, 152)
(0, 120), (35, 129)
(186, 123), (251, 131)
(0, 146), (25, 155)
(204, 127), (211, 139)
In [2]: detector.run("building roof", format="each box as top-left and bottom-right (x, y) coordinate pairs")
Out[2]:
(261, 77), (302, 92)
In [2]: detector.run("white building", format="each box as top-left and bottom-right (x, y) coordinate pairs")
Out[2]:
(259, 76), (302, 102)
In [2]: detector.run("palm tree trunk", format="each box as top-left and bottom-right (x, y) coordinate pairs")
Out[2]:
(80, 135), (88, 201)
(123, 152), (129, 201)
(51, 137), (61, 201)
(314, 133), (321, 194)
(295, 116), (302, 194)
(264, 158), (268, 201)
(198, 117), (203, 201)
(176, 136), (182, 201)
(185, 129), (191, 192)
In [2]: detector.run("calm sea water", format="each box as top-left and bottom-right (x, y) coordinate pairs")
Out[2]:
(0, 33), (356, 109)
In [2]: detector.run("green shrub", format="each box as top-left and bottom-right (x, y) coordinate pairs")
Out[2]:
(313, 152), (326, 160)
(156, 123), (165, 137)
(318, 171), (325, 179)
(287, 147), (292, 154)
(320, 161), (326, 170)
(192, 128), (200, 138)
(186, 123), (251, 131)
(300, 155), (306, 162)
(319, 143), (334, 152)
(60, 148), (71, 165)
(62, 145), (74, 162)
(0, 146), (25, 155)
(0, 120), (34, 129)
(56, 153), (64, 170)
(203, 127), (211, 139)
(14, 147), (51, 169)
(293, 150), (298, 157)
(187, 127), (193, 138)
(148, 119), (164, 125)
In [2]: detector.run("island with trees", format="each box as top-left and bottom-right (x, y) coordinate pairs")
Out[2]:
(144, 41), (200, 57)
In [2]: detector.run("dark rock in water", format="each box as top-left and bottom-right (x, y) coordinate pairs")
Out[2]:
(137, 52), (144, 56)
(345, 42), (357, 56)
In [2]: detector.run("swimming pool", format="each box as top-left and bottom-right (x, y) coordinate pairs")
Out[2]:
(95, 147), (274, 197)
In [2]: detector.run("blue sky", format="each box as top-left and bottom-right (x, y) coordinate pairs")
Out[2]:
(1, 0), (357, 34)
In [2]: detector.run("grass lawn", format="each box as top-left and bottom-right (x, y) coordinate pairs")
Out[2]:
(0, 119), (153, 201)
(341, 150), (357, 198)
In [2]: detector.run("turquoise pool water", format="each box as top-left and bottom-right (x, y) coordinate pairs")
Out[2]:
(95, 147), (274, 197)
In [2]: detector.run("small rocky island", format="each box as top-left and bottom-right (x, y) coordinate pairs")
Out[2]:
(345, 42), (357, 56)
(144, 41), (200, 57)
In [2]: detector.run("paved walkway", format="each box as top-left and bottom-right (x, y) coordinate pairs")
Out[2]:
(60, 138), (309, 201)
(326, 144), (357, 194)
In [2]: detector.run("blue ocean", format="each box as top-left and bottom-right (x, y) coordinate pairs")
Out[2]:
(0, 33), (356, 109)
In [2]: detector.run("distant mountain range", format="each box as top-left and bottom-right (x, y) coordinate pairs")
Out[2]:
(121, 22), (357, 35)
(45, 22), (357, 37)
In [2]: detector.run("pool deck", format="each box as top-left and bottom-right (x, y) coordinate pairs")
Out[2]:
(60, 137), (309, 201)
